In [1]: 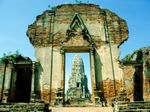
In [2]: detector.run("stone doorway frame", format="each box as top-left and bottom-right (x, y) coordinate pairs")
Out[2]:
(60, 46), (96, 105)
(8, 62), (32, 103)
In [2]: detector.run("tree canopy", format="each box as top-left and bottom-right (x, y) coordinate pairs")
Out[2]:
(0, 51), (31, 64)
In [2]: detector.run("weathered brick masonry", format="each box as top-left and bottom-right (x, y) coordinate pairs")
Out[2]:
(27, 3), (128, 105)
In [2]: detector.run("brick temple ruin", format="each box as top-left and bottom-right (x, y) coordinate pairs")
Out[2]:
(0, 3), (150, 112)
(26, 3), (129, 106)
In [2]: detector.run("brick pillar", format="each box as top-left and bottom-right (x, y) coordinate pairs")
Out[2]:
(1, 64), (12, 102)
(30, 62), (35, 102)
(90, 48), (96, 105)
(60, 48), (65, 105)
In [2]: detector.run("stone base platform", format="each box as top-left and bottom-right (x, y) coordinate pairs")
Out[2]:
(49, 107), (114, 112)
(114, 101), (150, 112)
(0, 103), (46, 112)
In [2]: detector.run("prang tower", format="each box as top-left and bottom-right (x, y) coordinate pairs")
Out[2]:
(67, 54), (90, 102)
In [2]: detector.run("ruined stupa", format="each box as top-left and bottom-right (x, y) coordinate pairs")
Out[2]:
(66, 54), (90, 104)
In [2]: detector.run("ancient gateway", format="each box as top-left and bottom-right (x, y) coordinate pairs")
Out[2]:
(27, 3), (129, 105)
(0, 3), (150, 111)
(27, 4), (128, 105)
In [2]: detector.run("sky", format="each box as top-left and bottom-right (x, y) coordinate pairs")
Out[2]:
(0, 0), (150, 60)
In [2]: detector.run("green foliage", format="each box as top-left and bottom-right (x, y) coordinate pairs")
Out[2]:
(122, 51), (138, 61)
(122, 46), (150, 62)
(122, 54), (132, 61)
(0, 51), (24, 64)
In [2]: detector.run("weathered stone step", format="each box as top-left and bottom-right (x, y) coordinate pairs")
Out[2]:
(117, 109), (150, 112)
(0, 103), (46, 112)
(49, 107), (113, 112)
(114, 101), (150, 112)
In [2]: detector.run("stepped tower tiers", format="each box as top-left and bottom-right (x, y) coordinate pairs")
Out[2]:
(66, 54), (90, 104)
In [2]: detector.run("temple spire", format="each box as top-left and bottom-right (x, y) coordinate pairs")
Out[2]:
(66, 54), (90, 105)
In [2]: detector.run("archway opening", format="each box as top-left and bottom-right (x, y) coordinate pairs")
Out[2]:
(13, 66), (32, 102)
(134, 66), (143, 101)
(65, 53), (92, 106)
